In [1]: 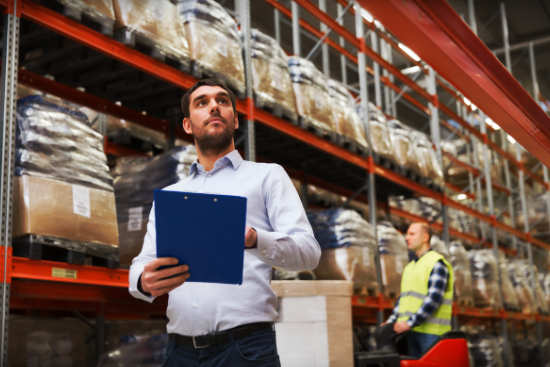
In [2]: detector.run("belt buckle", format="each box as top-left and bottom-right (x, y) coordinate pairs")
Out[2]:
(192, 335), (209, 349)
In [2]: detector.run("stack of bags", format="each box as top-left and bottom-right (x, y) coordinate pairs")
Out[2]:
(250, 29), (297, 121)
(389, 196), (441, 223)
(507, 259), (537, 314)
(328, 79), (367, 149)
(410, 130), (443, 185)
(448, 241), (474, 307)
(469, 249), (502, 309)
(14, 95), (118, 250)
(467, 333), (505, 367)
(377, 221), (408, 298)
(367, 102), (392, 159)
(309, 208), (378, 294)
(497, 254), (520, 311)
(113, 145), (197, 267)
(387, 119), (413, 170)
(177, 0), (245, 95)
(430, 235), (450, 259)
(288, 57), (334, 134)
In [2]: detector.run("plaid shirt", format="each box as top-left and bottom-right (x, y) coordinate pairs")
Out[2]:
(386, 258), (449, 328)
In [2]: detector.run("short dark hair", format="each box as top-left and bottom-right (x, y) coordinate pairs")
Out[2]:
(181, 78), (236, 118)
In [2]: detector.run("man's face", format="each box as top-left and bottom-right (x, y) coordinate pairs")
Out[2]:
(405, 223), (428, 252)
(182, 85), (238, 153)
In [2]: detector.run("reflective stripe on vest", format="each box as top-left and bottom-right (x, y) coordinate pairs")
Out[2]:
(397, 250), (454, 336)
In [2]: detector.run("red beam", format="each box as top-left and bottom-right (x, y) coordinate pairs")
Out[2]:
(361, 0), (550, 168)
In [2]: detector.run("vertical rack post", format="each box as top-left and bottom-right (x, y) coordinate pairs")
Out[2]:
(500, 2), (512, 72)
(370, 31), (382, 109)
(528, 42), (540, 101)
(543, 166), (550, 236)
(468, 0), (478, 35)
(236, 0), (255, 162)
(336, 3), (347, 85)
(354, 3), (381, 323)
(318, 0), (329, 76)
(0, 1), (19, 364)
(274, 8), (281, 44)
(501, 132), (518, 252)
(291, 1), (301, 57)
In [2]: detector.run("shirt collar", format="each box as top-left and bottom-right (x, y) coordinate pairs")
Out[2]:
(189, 149), (243, 175)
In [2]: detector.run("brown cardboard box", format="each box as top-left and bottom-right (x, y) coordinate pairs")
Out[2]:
(13, 175), (119, 247)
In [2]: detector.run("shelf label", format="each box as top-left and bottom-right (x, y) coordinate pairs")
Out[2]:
(72, 185), (91, 218)
(128, 206), (144, 232)
(52, 267), (77, 279)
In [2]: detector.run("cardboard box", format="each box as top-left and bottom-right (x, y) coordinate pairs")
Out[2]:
(272, 280), (353, 367)
(13, 175), (119, 247)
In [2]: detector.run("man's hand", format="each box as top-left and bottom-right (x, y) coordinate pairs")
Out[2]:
(245, 226), (257, 248)
(393, 321), (411, 334)
(141, 257), (190, 297)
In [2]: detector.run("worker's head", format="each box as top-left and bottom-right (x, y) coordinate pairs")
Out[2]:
(181, 78), (238, 154)
(405, 222), (431, 254)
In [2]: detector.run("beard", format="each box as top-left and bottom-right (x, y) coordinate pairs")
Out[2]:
(194, 116), (235, 154)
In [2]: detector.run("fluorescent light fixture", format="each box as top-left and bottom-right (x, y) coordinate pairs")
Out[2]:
(374, 20), (383, 29)
(398, 42), (420, 62)
(463, 97), (471, 106)
(456, 193), (467, 200)
(507, 135), (516, 145)
(359, 8), (373, 22)
(484, 117), (500, 130)
(401, 65), (421, 75)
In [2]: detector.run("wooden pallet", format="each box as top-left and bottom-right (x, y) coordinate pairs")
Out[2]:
(13, 234), (119, 268)
(254, 93), (298, 124)
(191, 61), (246, 99)
(296, 116), (338, 144)
(335, 135), (369, 157)
(114, 27), (192, 73)
(40, 0), (115, 37)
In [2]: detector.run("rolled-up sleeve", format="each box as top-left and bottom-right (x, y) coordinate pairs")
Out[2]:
(128, 204), (157, 303)
(255, 164), (321, 270)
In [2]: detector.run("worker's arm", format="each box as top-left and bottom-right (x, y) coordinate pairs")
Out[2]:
(384, 297), (401, 325)
(254, 164), (321, 271)
(406, 260), (449, 328)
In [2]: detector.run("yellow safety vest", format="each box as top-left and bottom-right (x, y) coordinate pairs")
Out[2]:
(397, 250), (454, 335)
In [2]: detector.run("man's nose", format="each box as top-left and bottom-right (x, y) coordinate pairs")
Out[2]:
(209, 99), (220, 113)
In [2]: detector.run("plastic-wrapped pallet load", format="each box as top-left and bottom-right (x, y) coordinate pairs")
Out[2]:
(411, 130), (443, 185)
(288, 57), (335, 134)
(13, 95), (118, 250)
(469, 249), (502, 310)
(250, 29), (297, 121)
(542, 273), (550, 313)
(387, 119), (414, 170)
(57, 0), (115, 23)
(508, 259), (537, 314)
(525, 262), (549, 314)
(377, 221), (408, 298)
(497, 254), (520, 311)
(467, 333), (504, 367)
(310, 208), (378, 294)
(367, 102), (393, 159)
(430, 235), (450, 259)
(113, 0), (190, 65)
(448, 241), (474, 307)
(176, 0), (245, 95)
(114, 145), (197, 267)
(328, 79), (367, 149)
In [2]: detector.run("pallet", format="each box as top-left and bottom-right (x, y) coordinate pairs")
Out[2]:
(254, 93), (298, 124)
(13, 234), (119, 268)
(336, 135), (369, 157)
(296, 116), (338, 144)
(114, 27), (192, 73)
(40, 0), (115, 37)
(191, 61), (246, 99)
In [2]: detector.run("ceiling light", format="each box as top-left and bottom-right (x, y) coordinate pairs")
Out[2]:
(484, 117), (500, 130)
(456, 193), (467, 200)
(401, 65), (421, 75)
(359, 8), (373, 23)
(398, 42), (420, 62)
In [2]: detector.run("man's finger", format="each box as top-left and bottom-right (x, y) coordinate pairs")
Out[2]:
(149, 272), (190, 292)
(144, 257), (179, 271)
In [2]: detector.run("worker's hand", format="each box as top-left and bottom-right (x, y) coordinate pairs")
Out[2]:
(141, 257), (190, 297)
(393, 321), (411, 334)
(245, 226), (257, 248)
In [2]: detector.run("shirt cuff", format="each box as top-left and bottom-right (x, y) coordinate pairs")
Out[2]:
(128, 267), (156, 303)
(407, 317), (417, 328)
(255, 228), (284, 264)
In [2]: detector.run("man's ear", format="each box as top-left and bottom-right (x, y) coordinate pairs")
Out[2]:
(234, 114), (239, 130)
(183, 117), (192, 135)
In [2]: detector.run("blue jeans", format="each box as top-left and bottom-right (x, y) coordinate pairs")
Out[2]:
(162, 327), (281, 367)
(406, 331), (440, 358)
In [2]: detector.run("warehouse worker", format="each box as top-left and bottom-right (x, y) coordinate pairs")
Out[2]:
(383, 222), (454, 358)
(129, 78), (321, 367)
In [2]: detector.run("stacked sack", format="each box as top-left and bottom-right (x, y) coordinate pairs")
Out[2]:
(469, 249), (502, 309)
(377, 221), (408, 298)
(467, 333), (504, 367)
(113, 0), (190, 66)
(288, 57), (334, 134)
(507, 259), (537, 314)
(387, 119), (413, 170)
(367, 102), (392, 159)
(542, 273), (550, 313)
(113, 145), (197, 267)
(441, 138), (471, 182)
(177, 0), (245, 95)
(14, 95), (118, 251)
(388, 196), (441, 223)
(328, 79), (367, 149)
(309, 208), (378, 294)
(448, 241), (474, 307)
(250, 29), (297, 121)
(497, 254), (520, 311)
(430, 235), (450, 259)
(410, 130), (443, 185)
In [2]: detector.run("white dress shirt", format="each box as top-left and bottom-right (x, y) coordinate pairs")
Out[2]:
(129, 150), (321, 336)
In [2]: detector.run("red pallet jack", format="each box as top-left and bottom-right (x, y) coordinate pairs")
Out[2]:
(355, 331), (470, 367)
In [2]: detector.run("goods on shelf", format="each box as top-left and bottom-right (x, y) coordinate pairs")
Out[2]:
(448, 207), (478, 236)
(466, 332), (504, 367)
(525, 262), (549, 314)
(177, 0), (245, 95)
(105, 114), (168, 150)
(113, 145), (196, 267)
(387, 119), (413, 169)
(57, 0), (115, 22)
(367, 102), (392, 159)
(469, 249), (502, 310)
(328, 79), (367, 148)
(497, 254), (519, 311)
(430, 235), (449, 259)
(410, 130), (443, 185)
(14, 95), (118, 247)
(377, 221), (408, 298)
(388, 196), (441, 223)
(98, 333), (168, 366)
(309, 208), (378, 294)
(516, 189), (549, 233)
(250, 29), (297, 121)
(448, 241), (474, 307)
(288, 57), (334, 134)
(507, 259), (537, 314)
(542, 273), (550, 312)
(113, 0), (190, 65)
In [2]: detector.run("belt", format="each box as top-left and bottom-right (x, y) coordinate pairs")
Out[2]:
(169, 322), (273, 349)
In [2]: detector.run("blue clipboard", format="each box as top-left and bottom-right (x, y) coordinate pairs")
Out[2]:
(154, 190), (247, 285)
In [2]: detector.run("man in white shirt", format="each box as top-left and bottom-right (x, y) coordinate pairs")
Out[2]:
(129, 78), (321, 366)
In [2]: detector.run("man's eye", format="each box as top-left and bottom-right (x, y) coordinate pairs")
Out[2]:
(218, 98), (230, 105)
(196, 100), (207, 106)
